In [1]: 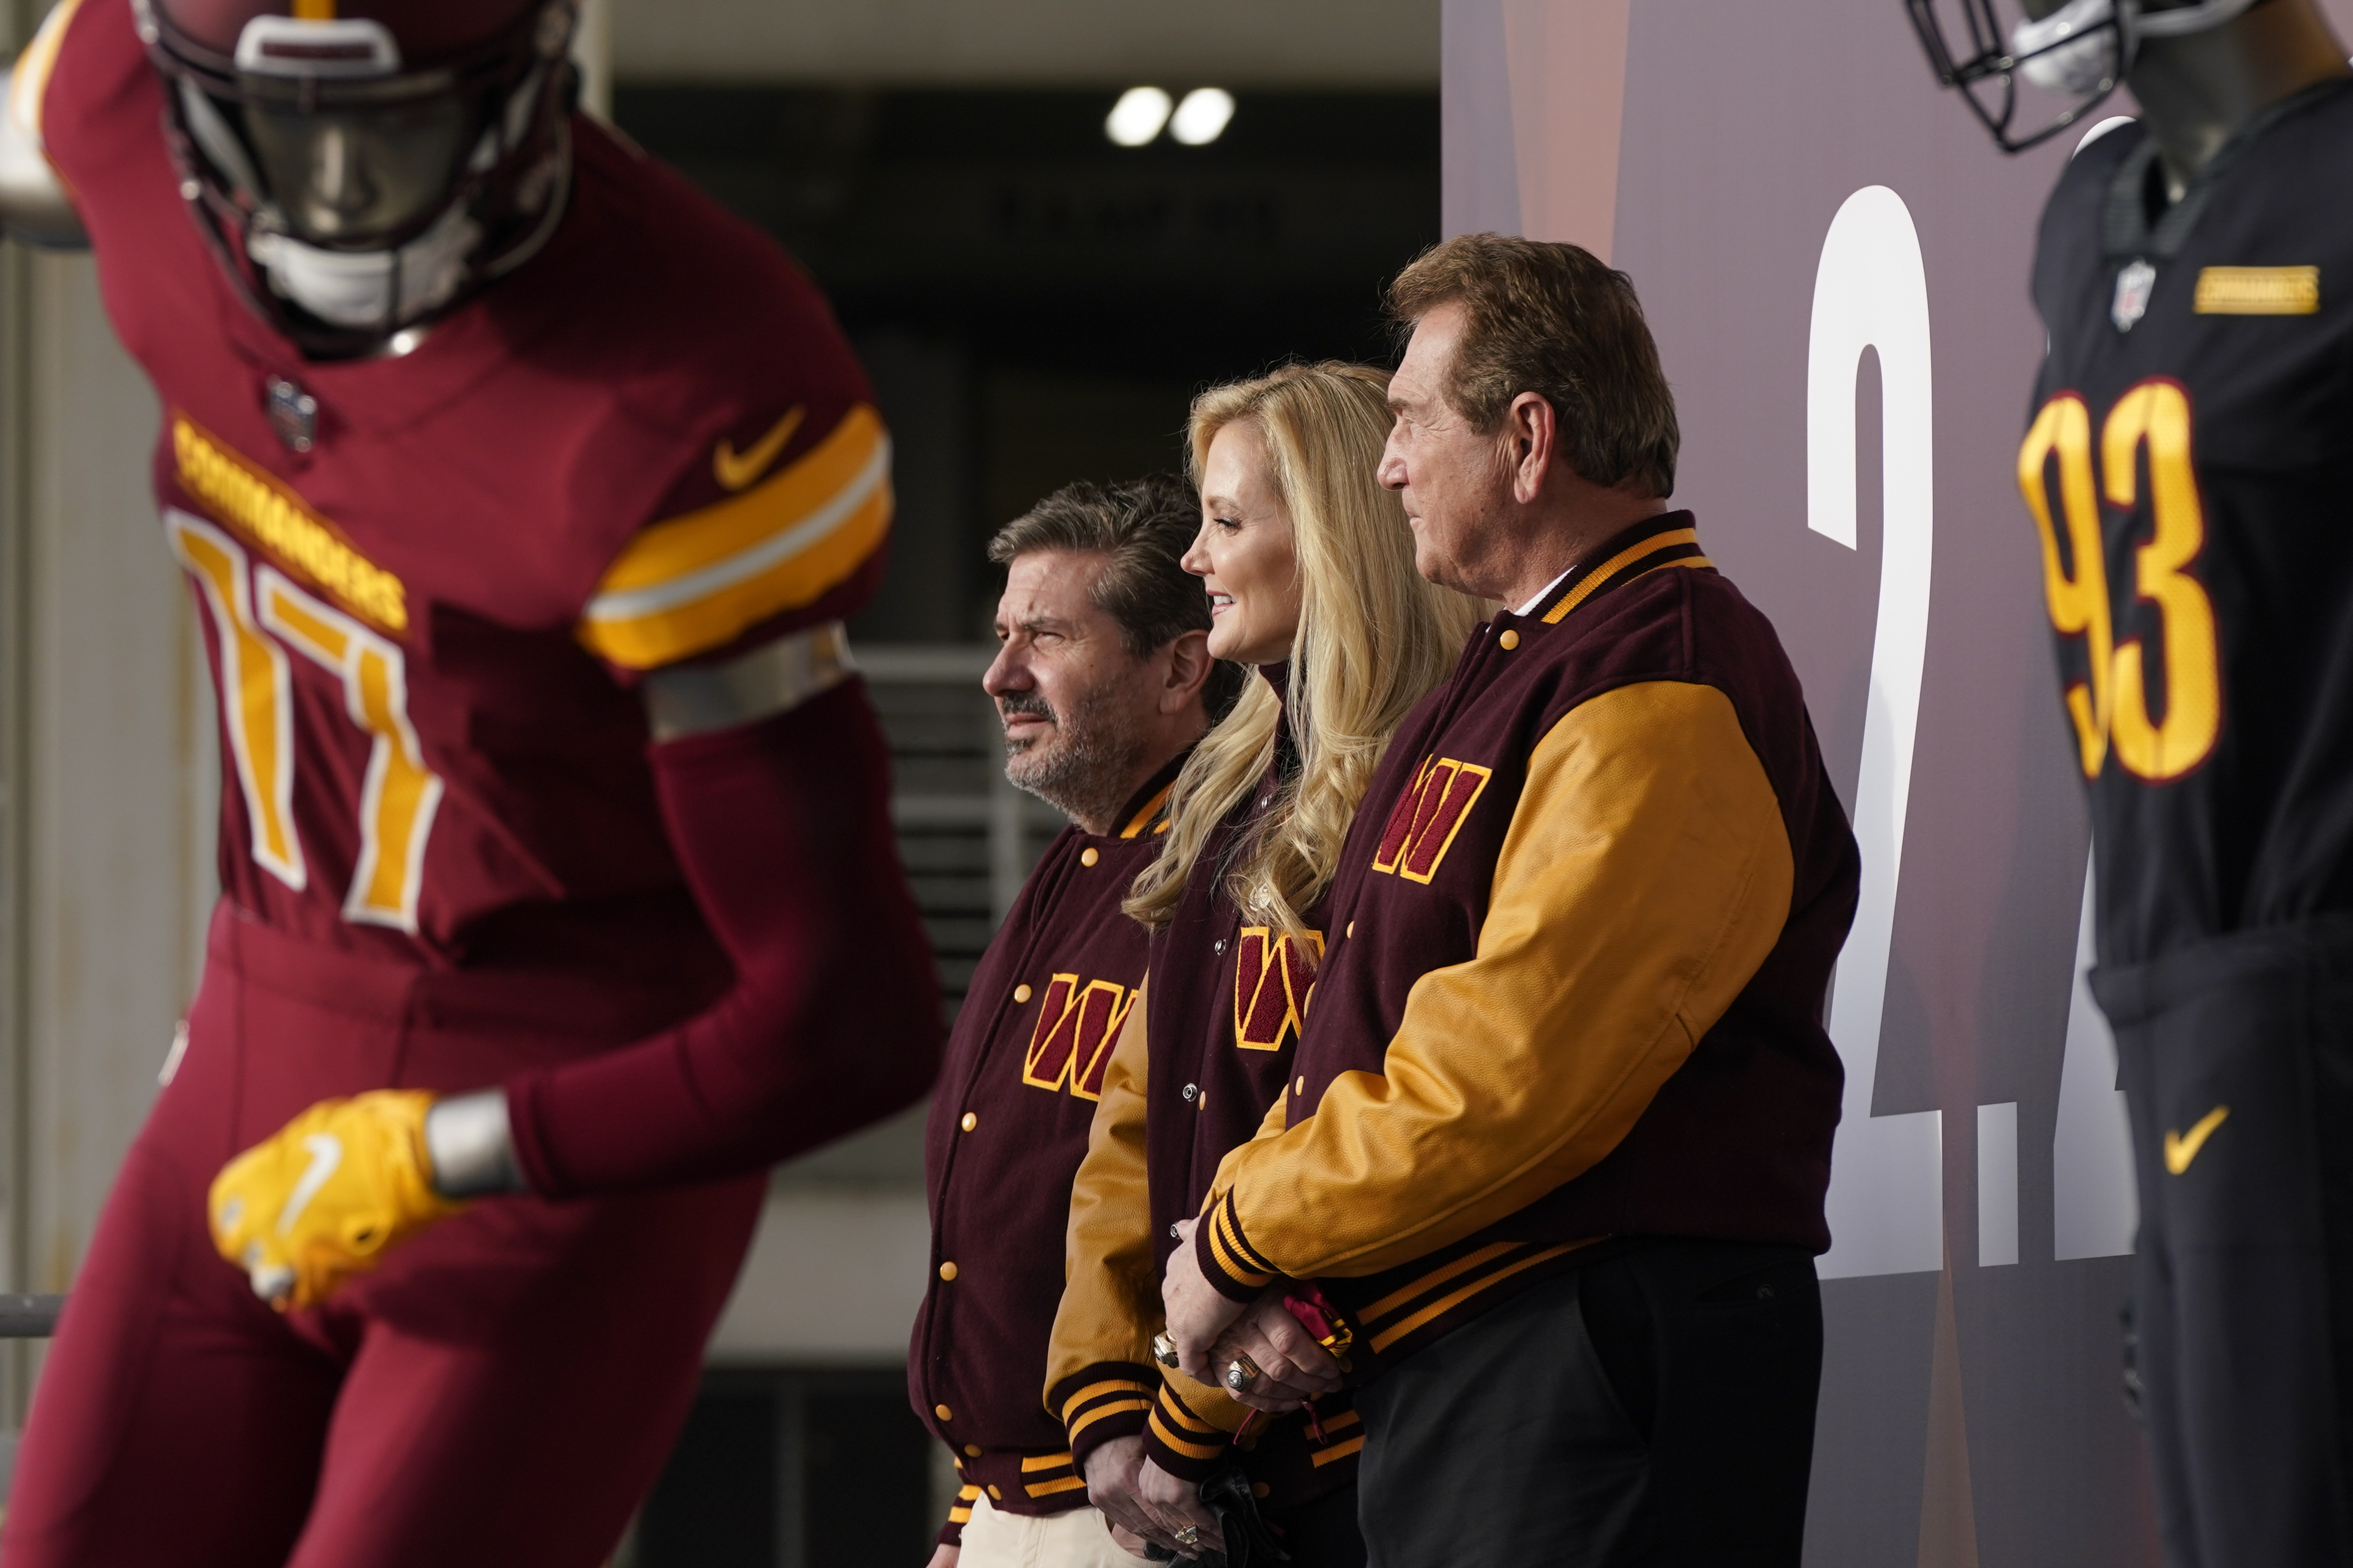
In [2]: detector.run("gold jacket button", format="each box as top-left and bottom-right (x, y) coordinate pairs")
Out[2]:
(1499, 628), (1521, 650)
(988, 1485), (1003, 1500)
(966, 1444), (983, 1457)
(1080, 847), (1100, 868)
(939, 1261), (958, 1281)
(1253, 1482), (1272, 1499)
(936, 1404), (954, 1421)
(1014, 984), (1032, 1004)
(960, 1111), (978, 1132)
(1346, 920), (1356, 938)
(1297, 1076), (1306, 1094)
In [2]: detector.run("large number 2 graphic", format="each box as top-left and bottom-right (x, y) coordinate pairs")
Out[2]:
(167, 509), (444, 934)
(2019, 380), (2221, 782)
(1806, 186), (1943, 1279)
(1809, 188), (2141, 1277)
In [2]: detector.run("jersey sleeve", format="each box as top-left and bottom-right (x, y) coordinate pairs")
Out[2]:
(577, 398), (892, 674)
(500, 679), (941, 1192)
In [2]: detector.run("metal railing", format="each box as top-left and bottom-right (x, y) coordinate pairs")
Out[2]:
(0, 1294), (58, 1337)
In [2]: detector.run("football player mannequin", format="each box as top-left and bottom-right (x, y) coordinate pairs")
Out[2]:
(0, 2), (940, 1565)
(1913, 2), (2353, 1565)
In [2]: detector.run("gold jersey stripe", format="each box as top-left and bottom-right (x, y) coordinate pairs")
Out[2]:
(595, 406), (885, 596)
(1018, 1452), (1076, 1472)
(10, 0), (86, 142)
(2194, 265), (2319, 315)
(1025, 1476), (1090, 1498)
(171, 415), (408, 634)
(581, 405), (891, 668)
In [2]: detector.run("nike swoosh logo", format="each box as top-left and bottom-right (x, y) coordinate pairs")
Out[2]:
(2164, 1105), (2229, 1175)
(278, 1132), (343, 1234)
(713, 405), (806, 493)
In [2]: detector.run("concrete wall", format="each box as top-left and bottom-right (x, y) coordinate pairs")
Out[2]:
(15, 252), (210, 1322)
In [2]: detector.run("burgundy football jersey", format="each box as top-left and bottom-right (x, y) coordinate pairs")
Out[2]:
(29, 0), (889, 980)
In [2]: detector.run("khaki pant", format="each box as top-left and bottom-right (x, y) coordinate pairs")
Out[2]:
(958, 1492), (1142, 1568)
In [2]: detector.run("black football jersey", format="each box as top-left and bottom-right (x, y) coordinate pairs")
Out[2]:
(2024, 81), (2353, 968)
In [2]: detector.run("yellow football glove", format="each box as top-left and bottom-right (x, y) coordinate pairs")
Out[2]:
(208, 1090), (462, 1311)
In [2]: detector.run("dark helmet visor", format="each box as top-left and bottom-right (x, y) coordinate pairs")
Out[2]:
(238, 94), (476, 245)
(145, 5), (547, 250)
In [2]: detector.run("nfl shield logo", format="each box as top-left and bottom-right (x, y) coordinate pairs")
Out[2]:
(2112, 259), (2158, 333)
(264, 376), (318, 454)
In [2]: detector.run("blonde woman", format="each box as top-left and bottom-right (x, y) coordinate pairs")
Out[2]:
(1045, 363), (1483, 1564)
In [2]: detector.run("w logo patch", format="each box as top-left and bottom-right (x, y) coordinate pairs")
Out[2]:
(1021, 976), (1135, 1101)
(1233, 926), (1324, 1053)
(1372, 756), (1493, 883)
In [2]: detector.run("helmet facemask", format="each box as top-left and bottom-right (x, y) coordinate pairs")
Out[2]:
(136, 0), (579, 357)
(1907, 0), (2265, 153)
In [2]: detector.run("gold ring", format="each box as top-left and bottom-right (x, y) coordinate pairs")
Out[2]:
(1152, 1331), (1180, 1368)
(1174, 1524), (1202, 1549)
(1224, 1353), (1262, 1393)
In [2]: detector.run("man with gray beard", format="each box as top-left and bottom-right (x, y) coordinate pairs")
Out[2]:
(913, 476), (1236, 1568)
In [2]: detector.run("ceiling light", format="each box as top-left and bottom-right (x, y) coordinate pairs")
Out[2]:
(1170, 88), (1235, 146)
(1106, 86), (1173, 147)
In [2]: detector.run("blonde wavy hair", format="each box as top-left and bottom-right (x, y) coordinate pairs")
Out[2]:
(1125, 362), (1485, 940)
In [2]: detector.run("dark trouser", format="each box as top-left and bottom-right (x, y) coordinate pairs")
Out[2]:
(1352, 1240), (1820, 1568)
(1269, 1485), (1366, 1568)
(2093, 921), (2353, 1568)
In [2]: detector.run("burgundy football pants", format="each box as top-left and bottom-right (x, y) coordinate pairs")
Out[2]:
(0, 912), (765, 1568)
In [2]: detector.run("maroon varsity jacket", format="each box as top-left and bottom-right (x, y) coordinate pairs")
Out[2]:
(1195, 512), (1860, 1367)
(911, 757), (1181, 1545)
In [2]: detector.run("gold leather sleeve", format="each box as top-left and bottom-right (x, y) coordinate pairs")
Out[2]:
(1046, 977), (1162, 1414)
(1204, 681), (1796, 1282)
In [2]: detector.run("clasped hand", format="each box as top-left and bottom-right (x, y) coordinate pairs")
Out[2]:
(1161, 1218), (1344, 1413)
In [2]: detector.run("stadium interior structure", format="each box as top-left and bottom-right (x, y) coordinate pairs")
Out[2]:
(0, 1), (1436, 1562)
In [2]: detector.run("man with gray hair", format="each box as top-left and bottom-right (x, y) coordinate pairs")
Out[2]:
(1162, 237), (1858, 1566)
(912, 474), (1232, 1567)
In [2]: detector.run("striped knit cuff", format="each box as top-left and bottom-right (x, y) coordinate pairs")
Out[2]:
(1143, 1381), (1230, 1483)
(1196, 1191), (1279, 1302)
(938, 1476), (980, 1545)
(1049, 1363), (1158, 1468)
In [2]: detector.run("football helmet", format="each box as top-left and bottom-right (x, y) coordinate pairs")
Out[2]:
(134, 0), (579, 356)
(1909, 0), (2266, 151)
